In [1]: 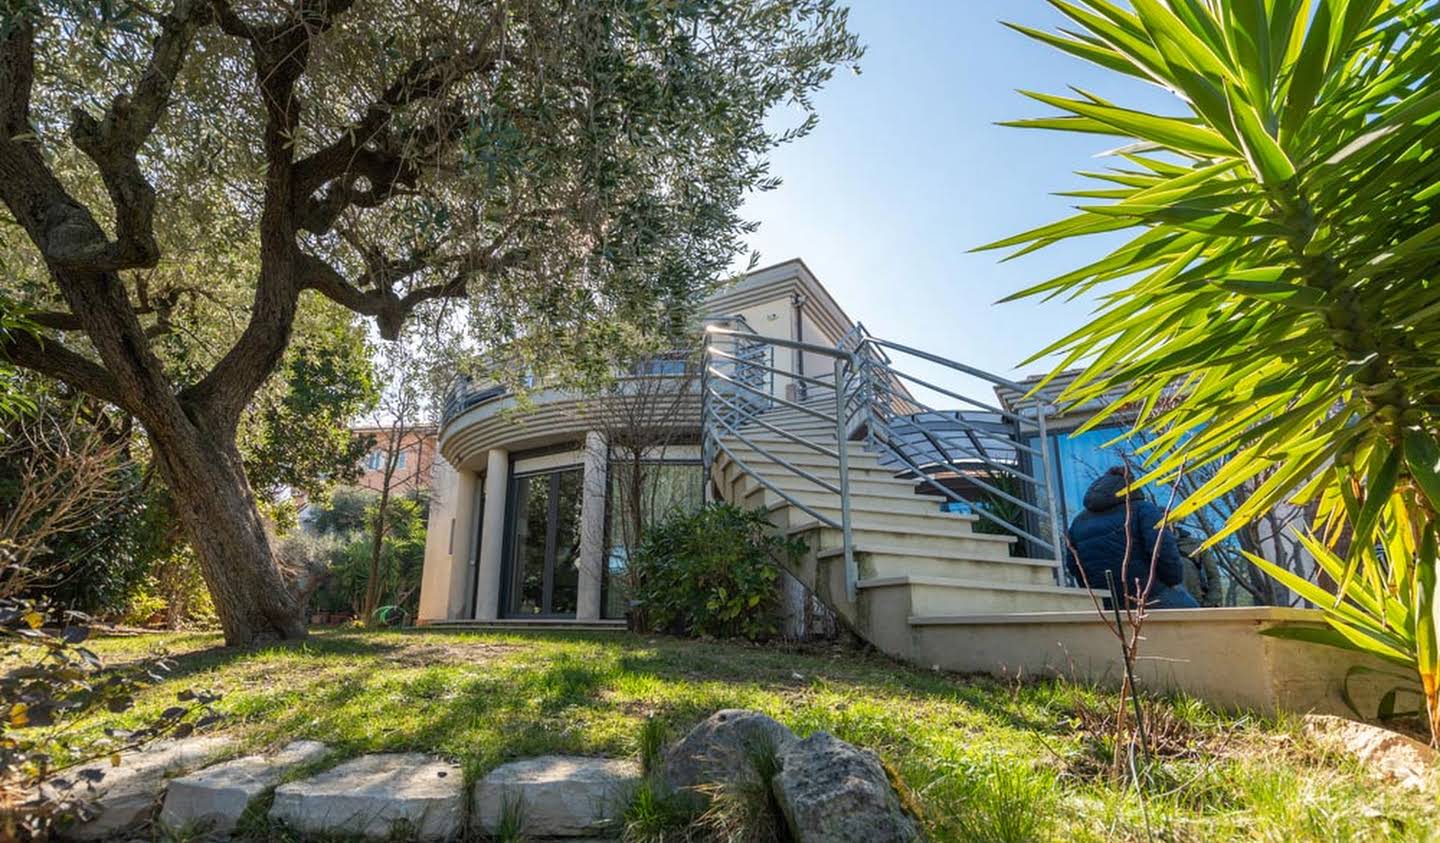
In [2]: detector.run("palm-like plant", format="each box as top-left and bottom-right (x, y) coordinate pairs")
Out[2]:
(989, 1), (1440, 739)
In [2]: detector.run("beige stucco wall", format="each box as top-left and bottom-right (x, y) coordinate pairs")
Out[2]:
(904, 608), (1393, 716)
(418, 456), (470, 622)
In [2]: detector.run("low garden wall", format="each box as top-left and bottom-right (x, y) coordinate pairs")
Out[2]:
(909, 607), (1397, 716)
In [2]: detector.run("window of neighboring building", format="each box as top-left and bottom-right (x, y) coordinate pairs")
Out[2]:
(362, 447), (409, 473)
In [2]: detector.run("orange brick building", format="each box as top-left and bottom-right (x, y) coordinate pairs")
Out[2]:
(353, 424), (438, 495)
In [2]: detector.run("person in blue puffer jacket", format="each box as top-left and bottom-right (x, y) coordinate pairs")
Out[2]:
(1064, 465), (1200, 609)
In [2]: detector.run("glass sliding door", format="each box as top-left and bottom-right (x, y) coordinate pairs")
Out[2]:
(548, 469), (583, 615)
(503, 467), (584, 617)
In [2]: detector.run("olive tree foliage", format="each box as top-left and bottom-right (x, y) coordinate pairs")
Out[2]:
(0, 0), (860, 645)
(992, 2), (1440, 736)
(243, 312), (379, 501)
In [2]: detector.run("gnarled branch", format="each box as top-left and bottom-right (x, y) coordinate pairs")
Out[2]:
(0, 331), (132, 413)
(299, 243), (525, 340)
(66, 0), (212, 272)
(292, 35), (499, 195)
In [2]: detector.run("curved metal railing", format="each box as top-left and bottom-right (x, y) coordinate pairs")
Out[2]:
(700, 320), (1063, 603)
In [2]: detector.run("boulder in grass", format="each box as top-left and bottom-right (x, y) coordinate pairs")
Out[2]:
(771, 731), (919, 843)
(660, 709), (797, 809)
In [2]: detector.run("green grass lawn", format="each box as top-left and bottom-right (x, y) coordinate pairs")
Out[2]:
(83, 628), (1436, 842)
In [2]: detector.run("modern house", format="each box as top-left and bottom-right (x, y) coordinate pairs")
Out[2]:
(418, 259), (866, 627)
(416, 258), (1379, 715)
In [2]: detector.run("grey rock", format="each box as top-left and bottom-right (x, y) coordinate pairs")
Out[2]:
(474, 755), (640, 837)
(158, 740), (328, 834)
(60, 735), (235, 841)
(268, 753), (462, 840)
(771, 731), (919, 843)
(661, 709), (796, 808)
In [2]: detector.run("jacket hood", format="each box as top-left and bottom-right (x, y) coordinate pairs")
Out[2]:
(1082, 467), (1141, 513)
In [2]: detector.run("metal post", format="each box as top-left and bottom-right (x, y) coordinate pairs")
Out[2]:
(1035, 401), (1066, 577)
(700, 334), (714, 502)
(835, 356), (856, 603)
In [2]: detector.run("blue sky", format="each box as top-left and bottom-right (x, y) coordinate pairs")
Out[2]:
(741, 1), (1177, 390)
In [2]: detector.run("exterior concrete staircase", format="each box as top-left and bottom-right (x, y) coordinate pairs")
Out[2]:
(708, 396), (1094, 660)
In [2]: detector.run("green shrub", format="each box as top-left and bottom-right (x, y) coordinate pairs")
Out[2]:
(628, 504), (801, 641)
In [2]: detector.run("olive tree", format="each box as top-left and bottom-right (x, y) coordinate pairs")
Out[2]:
(0, 0), (860, 645)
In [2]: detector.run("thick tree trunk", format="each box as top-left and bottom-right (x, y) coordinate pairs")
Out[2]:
(149, 418), (307, 646)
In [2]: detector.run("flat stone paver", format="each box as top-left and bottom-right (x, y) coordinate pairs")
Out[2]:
(474, 755), (640, 837)
(62, 735), (235, 841)
(268, 753), (462, 840)
(158, 740), (328, 834)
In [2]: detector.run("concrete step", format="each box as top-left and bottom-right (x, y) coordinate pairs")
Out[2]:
(741, 484), (959, 520)
(723, 434), (876, 459)
(819, 544), (1060, 587)
(423, 618), (627, 632)
(715, 467), (913, 512)
(729, 469), (929, 499)
(714, 449), (899, 483)
(858, 575), (1095, 617)
(737, 420), (840, 440)
(787, 519), (1017, 556)
(761, 499), (982, 535)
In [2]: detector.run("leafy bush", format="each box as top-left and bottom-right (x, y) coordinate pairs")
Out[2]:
(307, 487), (378, 535)
(628, 504), (801, 641)
(293, 491), (428, 619)
(0, 595), (221, 840)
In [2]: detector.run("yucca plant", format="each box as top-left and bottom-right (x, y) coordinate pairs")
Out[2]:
(988, 2), (1440, 739)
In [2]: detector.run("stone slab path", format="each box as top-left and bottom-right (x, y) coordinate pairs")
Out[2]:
(268, 752), (463, 841)
(474, 755), (640, 837)
(159, 739), (328, 834)
(64, 735), (235, 841)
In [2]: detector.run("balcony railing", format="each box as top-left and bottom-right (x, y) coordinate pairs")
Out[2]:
(440, 349), (705, 428)
(700, 320), (1063, 603)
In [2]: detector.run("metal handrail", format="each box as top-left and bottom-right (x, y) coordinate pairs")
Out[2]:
(705, 324), (853, 359)
(700, 318), (1068, 596)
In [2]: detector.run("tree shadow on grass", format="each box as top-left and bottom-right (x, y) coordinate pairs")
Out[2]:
(611, 640), (1096, 740)
(109, 628), (1137, 777)
(108, 628), (501, 686)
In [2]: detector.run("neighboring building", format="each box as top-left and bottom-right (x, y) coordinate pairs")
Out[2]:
(353, 424), (438, 495)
